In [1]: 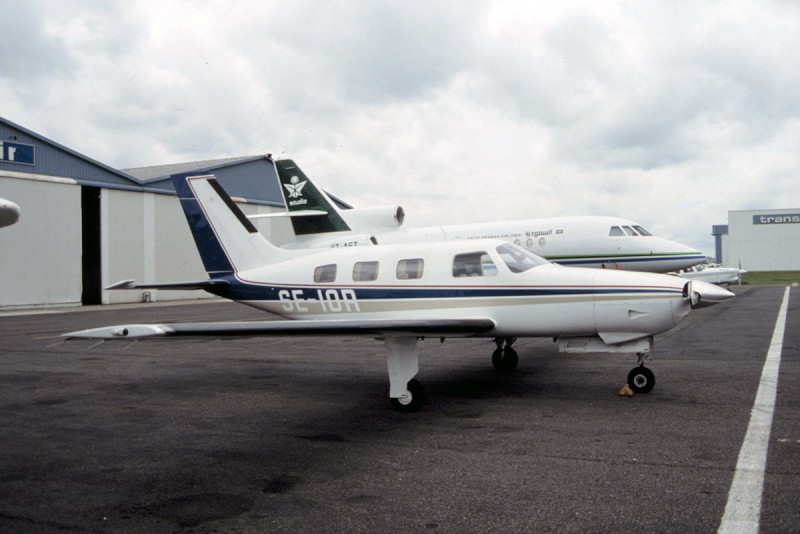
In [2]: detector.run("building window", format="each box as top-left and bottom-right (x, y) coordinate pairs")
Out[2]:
(314, 264), (337, 283)
(353, 261), (379, 281)
(396, 258), (424, 280)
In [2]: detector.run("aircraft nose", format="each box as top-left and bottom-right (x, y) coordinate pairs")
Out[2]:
(684, 280), (735, 308)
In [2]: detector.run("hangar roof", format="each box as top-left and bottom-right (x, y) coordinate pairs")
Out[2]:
(0, 115), (142, 190)
(124, 154), (284, 206)
(124, 155), (265, 182)
(1, 115), (350, 208)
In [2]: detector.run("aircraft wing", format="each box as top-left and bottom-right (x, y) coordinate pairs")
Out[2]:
(64, 318), (497, 340)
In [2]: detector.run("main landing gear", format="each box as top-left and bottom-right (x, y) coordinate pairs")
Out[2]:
(492, 337), (519, 373)
(627, 352), (655, 394)
(385, 337), (426, 413)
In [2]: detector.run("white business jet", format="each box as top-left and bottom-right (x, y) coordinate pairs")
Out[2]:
(262, 160), (705, 273)
(0, 197), (20, 228)
(65, 173), (733, 411)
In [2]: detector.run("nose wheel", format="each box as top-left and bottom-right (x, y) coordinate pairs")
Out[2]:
(627, 366), (655, 394)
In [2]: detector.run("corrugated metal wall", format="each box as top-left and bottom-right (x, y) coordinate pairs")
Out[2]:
(726, 210), (800, 271)
(0, 177), (82, 308)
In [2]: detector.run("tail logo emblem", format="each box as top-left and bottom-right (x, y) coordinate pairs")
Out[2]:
(283, 176), (307, 199)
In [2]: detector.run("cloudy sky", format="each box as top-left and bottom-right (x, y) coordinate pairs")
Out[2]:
(2, 1), (799, 256)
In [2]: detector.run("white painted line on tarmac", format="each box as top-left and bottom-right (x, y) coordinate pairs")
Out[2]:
(718, 286), (791, 534)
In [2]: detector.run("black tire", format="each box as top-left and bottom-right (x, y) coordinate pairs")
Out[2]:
(627, 366), (655, 394)
(492, 347), (519, 373)
(390, 378), (426, 412)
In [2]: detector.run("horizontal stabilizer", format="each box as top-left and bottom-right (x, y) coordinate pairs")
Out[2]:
(246, 210), (328, 220)
(104, 279), (229, 291)
(64, 318), (496, 340)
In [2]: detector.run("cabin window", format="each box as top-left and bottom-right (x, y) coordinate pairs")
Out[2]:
(453, 252), (498, 278)
(496, 244), (548, 273)
(353, 261), (379, 282)
(633, 225), (652, 236)
(314, 264), (337, 283)
(396, 258), (424, 280)
(609, 226), (625, 237)
(622, 225), (638, 236)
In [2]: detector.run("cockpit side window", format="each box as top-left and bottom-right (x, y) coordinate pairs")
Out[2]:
(453, 252), (498, 278)
(609, 226), (625, 237)
(633, 225), (652, 236)
(496, 244), (548, 273)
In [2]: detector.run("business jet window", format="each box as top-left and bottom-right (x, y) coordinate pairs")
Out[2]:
(353, 261), (379, 282)
(496, 244), (548, 273)
(622, 226), (638, 236)
(452, 252), (498, 278)
(633, 225), (652, 236)
(396, 258), (424, 280)
(314, 264), (337, 283)
(609, 226), (625, 237)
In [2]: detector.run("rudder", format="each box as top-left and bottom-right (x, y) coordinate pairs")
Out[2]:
(275, 159), (351, 236)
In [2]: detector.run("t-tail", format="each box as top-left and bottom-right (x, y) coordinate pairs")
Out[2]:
(274, 159), (351, 236)
(171, 173), (290, 276)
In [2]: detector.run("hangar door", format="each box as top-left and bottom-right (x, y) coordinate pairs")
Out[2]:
(81, 186), (102, 305)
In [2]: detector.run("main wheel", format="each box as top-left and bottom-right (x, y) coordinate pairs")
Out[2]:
(390, 378), (426, 412)
(492, 347), (519, 374)
(627, 366), (655, 394)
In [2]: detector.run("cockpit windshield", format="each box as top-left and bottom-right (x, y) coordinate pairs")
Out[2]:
(495, 243), (549, 273)
(609, 224), (653, 237)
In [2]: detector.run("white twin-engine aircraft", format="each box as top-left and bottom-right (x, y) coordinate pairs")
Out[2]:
(65, 174), (733, 412)
(264, 160), (705, 273)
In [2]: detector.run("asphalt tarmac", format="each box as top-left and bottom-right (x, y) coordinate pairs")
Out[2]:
(0, 285), (797, 533)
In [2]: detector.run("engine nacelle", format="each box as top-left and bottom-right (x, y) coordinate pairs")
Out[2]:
(341, 205), (405, 231)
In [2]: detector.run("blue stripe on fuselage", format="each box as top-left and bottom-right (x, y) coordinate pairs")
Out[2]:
(208, 277), (681, 302)
(555, 255), (705, 266)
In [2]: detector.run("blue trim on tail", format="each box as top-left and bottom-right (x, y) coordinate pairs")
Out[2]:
(171, 173), (234, 276)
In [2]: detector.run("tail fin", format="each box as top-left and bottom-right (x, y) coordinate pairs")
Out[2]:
(275, 159), (351, 235)
(171, 173), (290, 275)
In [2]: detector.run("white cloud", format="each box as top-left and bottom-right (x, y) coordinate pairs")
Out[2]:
(2, 0), (799, 256)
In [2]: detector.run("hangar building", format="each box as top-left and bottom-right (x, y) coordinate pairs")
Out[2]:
(0, 116), (296, 310)
(713, 209), (800, 272)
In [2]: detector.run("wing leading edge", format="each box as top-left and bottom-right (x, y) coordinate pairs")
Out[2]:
(63, 318), (497, 340)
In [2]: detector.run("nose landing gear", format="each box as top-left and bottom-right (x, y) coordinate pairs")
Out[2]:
(492, 337), (519, 373)
(627, 352), (655, 394)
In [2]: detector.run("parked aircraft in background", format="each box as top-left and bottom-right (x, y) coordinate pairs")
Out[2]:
(673, 263), (747, 285)
(258, 160), (706, 273)
(0, 198), (20, 228)
(65, 173), (733, 411)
